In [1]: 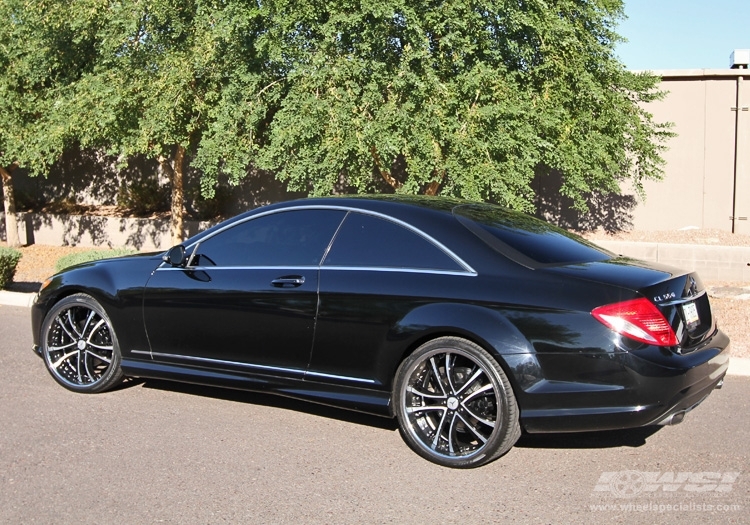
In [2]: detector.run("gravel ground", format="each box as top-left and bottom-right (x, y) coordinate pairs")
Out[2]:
(7, 234), (749, 358)
(582, 227), (750, 246)
(11, 244), (96, 284)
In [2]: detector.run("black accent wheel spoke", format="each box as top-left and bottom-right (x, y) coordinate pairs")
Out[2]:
(402, 349), (499, 458)
(395, 337), (520, 467)
(42, 300), (118, 390)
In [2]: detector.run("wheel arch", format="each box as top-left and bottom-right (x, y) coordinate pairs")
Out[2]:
(37, 292), (125, 392)
(32, 266), (135, 352)
(384, 303), (536, 395)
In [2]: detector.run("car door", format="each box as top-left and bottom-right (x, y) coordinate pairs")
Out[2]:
(309, 211), (474, 386)
(143, 208), (346, 374)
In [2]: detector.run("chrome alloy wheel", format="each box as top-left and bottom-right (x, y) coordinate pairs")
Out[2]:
(394, 337), (519, 468)
(41, 294), (123, 392)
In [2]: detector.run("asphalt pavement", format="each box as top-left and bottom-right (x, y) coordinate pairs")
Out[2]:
(1, 305), (748, 524)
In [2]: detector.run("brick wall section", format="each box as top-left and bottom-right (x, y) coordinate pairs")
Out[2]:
(4, 212), (749, 279)
(1, 212), (217, 251)
(597, 241), (750, 282)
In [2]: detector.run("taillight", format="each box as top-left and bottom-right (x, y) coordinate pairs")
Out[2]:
(591, 298), (678, 347)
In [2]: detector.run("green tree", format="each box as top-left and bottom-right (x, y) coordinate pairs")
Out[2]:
(257, 0), (671, 212)
(4, 0), (277, 246)
(0, 0), (95, 246)
(55, 0), (275, 245)
(2, 0), (671, 243)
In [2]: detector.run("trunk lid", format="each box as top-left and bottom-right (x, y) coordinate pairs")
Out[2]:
(547, 257), (715, 353)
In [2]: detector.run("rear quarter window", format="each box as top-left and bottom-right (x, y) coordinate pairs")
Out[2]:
(453, 204), (611, 267)
(323, 212), (465, 272)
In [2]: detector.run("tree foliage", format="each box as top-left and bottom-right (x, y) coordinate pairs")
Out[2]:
(0, 0), (275, 243)
(0, 1), (76, 174)
(0, 0), (100, 245)
(258, 0), (671, 211)
(52, 0), (276, 243)
(0, 0), (671, 237)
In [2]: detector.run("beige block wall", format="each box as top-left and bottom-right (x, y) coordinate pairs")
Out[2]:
(596, 240), (750, 281)
(625, 70), (750, 233)
(734, 77), (750, 235)
(701, 79), (739, 230)
(1, 212), (217, 251)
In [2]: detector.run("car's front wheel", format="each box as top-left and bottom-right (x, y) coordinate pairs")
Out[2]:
(393, 337), (520, 468)
(40, 293), (124, 393)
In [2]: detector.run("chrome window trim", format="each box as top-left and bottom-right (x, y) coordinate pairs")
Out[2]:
(154, 264), (475, 276)
(149, 352), (376, 384)
(166, 205), (476, 275)
(156, 265), (320, 272)
(320, 266), (476, 277)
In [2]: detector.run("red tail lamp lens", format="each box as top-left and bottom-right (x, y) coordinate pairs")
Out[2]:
(591, 298), (678, 347)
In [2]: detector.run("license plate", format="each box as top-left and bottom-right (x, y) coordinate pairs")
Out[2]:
(682, 301), (700, 327)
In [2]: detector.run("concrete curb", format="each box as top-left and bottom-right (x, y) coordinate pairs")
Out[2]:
(0, 290), (36, 308)
(2, 289), (748, 376)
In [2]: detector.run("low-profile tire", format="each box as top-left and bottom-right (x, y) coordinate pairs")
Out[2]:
(40, 293), (124, 393)
(393, 336), (521, 468)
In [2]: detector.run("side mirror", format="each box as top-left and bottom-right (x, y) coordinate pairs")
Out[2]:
(163, 245), (187, 267)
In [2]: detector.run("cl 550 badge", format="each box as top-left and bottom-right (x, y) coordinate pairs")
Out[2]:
(654, 292), (676, 303)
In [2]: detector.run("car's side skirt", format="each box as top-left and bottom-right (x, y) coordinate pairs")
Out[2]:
(120, 358), (393, 417)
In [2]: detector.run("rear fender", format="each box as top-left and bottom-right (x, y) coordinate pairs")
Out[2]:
(385, 303), (543, 392)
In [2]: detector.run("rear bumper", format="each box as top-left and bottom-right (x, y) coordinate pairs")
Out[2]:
(514, 329), (730, 433)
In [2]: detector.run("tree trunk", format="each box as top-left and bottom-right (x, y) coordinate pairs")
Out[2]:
(159, 146), (186, 246)
(424, 141), (445, 196)
(370, 146), (401, 190)
(0, 163), (21, 247)
(424, 176), (443, 196)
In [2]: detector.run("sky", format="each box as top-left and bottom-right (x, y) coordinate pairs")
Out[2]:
(616, 0), (750, 71)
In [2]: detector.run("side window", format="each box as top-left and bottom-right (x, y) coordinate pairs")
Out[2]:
(194, 209), (346, 267)
(323, 212), (464, 271)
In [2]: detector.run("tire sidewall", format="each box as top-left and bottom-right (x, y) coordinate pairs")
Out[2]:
(40, 293), (123, 393)
(393, 337), (518, 468)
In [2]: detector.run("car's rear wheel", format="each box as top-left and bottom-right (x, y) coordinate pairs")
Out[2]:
(40, 294), (124, 393)
(393, 337), (520, 468)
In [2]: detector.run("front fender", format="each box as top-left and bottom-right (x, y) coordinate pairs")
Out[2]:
(31, 256), (161, 357)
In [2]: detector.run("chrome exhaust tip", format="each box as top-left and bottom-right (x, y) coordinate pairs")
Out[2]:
(657, 410), (687, 426)
(669, 411), (686, 425)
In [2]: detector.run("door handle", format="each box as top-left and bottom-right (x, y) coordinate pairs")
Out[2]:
(271, 276), (306, 287)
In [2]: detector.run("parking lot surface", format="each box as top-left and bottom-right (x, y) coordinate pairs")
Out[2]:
(1, 305), (747, 524)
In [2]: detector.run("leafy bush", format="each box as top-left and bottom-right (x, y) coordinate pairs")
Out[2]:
(117, 178), (169, 216)
(187, 184), (232, 221)
(0, 247), (22, 289)
(55, 248), (138, 273)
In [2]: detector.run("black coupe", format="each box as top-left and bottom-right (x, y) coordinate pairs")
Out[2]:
(31, 196), (730, 468)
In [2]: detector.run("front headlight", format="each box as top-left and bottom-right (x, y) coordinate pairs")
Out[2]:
(38, 277), (53, 294)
